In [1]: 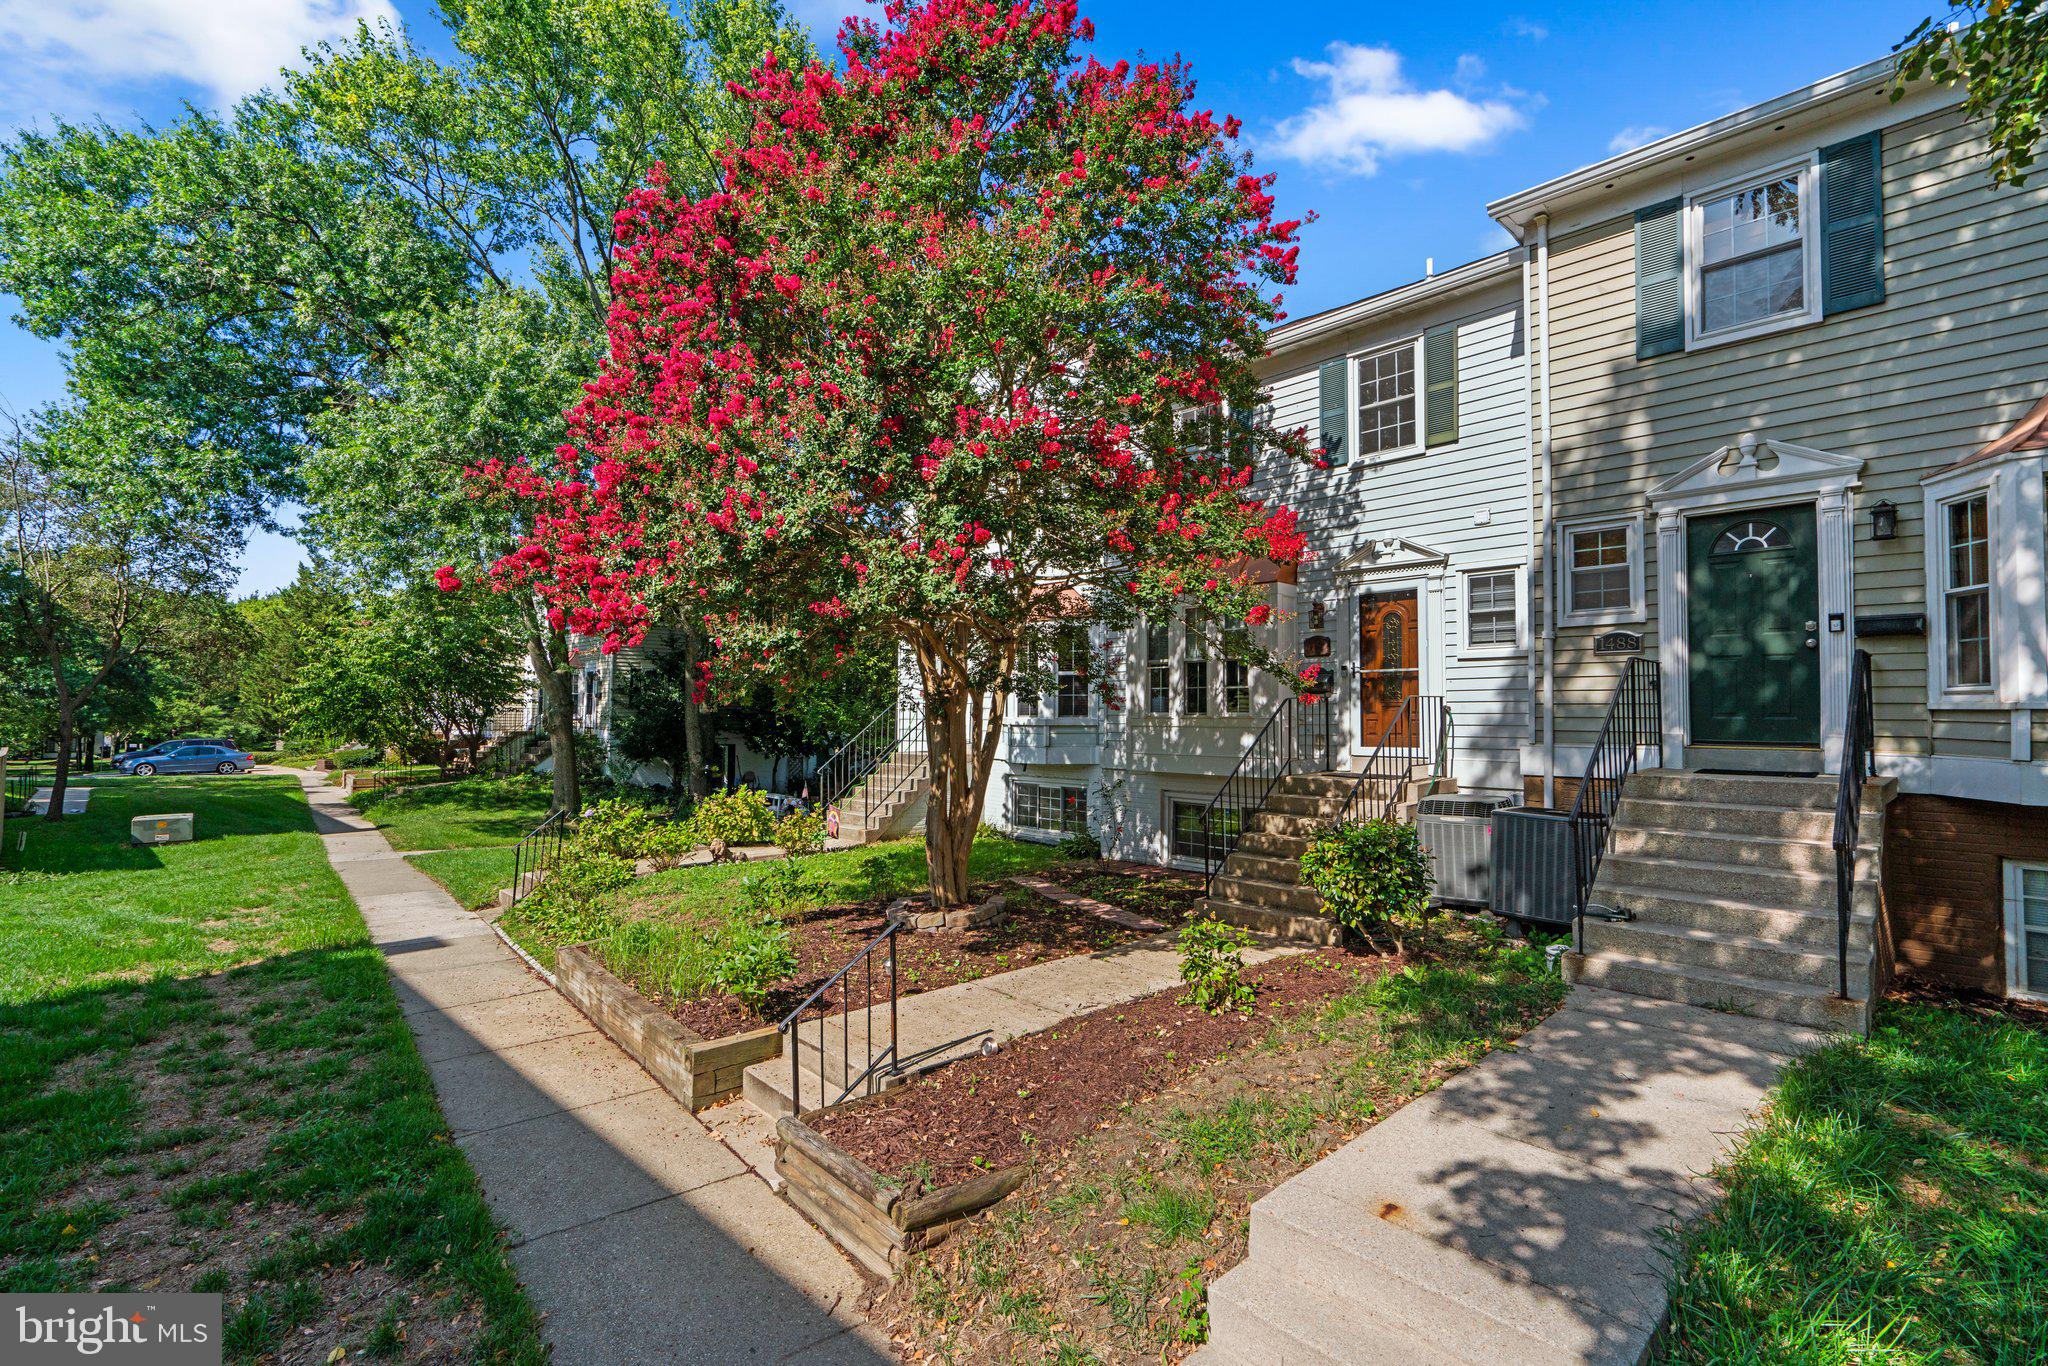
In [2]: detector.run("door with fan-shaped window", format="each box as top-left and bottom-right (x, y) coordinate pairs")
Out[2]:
(1686, 502), (1820, 746)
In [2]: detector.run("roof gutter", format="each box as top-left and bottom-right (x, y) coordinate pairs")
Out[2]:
(1264, 251), (1520, 359)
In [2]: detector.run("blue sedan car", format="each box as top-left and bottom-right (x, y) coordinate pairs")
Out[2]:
(119, 744), (256, 776)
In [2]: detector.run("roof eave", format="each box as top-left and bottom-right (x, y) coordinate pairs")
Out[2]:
(1263, 251), (1522, 358)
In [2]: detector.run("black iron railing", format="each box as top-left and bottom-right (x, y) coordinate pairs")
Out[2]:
(1335, 695), (1451, 827)
(1830, 648), (1876, 999)
(3, 757), (46, 814)
(509, 807), (572, 908)
(1565, 657), (1662, 952)
(852, 714), (927, 829)
(777, 919), (900, 1118)
(1198, 694), (1336, 892)
(813, 697), (911, 813)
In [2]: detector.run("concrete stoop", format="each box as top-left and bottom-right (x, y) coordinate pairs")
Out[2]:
(1562, 769), (1893, 1035)
(1200, 768), (1447, 944)
(835, 752), (929, 845)
(1195, 988), (1825, 1366)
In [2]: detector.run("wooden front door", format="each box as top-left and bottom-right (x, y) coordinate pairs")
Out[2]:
(1686, 502), (1821, 747)
(1357, 589), (1420, 746)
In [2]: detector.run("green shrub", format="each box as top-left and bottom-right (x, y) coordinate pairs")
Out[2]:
(739, 858), (819, 920)
(1296, 818), (1434, 954)
(639, 819), (699, 871)
(518, 844), (634, 945)
(708, 914), (799, 1009)
(576, 797), (665, 861)
(1055, 830), (1099, 859)
(694, 787), (775, 845)
(773, 808), (828, 858)
(1177, 916), (1256, 1013)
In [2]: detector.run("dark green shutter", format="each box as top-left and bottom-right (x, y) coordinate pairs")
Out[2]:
(1317, 359), (1348, 466)
(1423, 324), (1459, 447)
(1635, 197), (1684, 360)
(1820, 131), (1885, 315)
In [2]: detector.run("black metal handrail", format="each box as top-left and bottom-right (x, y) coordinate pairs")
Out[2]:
(852, 713), (927, 829)
(812, 696), (913, 814)
(509, 807), (572, 908)
(1335, 695), (1451, 828)
(1198, 693), (1336, 892)
(776, 919), (900, 1118)
(1830, 648), (1876, 1000)
(1565, 657), (1662, 952)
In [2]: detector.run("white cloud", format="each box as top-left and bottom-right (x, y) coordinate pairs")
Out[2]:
(1607, 124), (1671, 155)
(1271, 43), (1526, 177)
(0, 0), (396, 119)
(1508, 18), (1549, 41)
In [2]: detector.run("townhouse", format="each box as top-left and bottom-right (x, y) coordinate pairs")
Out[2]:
(1497, 55), (2048, 1003)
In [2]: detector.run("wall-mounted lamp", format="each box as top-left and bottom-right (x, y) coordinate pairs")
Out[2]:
(1870, 499), (1898, 541)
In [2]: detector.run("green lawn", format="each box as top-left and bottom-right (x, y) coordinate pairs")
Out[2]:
(1661, 999), (2048, 1363)
(497, 832), (1071, 971)
(0, 774), (544, 1362)
(348, 775), (553, 851)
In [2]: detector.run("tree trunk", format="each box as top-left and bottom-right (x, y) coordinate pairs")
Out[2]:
(682, 627), (709, 799)
(530, 633), (579, 815)
(45, 707), (73, 822)
(915, 651), (1007, 908)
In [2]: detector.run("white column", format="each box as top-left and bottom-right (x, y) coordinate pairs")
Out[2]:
(1655, 506), (1687, 768)
(1817, 487), (1855, 773)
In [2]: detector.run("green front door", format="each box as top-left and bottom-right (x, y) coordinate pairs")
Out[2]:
(1687, 502), (1821, 747)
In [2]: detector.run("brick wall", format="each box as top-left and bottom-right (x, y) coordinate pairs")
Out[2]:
(1883, 794), (2048, 995)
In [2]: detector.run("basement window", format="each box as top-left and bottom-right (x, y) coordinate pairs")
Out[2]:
(2008, 862), (2048, 1001)
(1012, 780), (1088, 836)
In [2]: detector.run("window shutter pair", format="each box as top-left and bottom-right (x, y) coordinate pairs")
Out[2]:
(1633, 129), (1885, 357)
(1315, 324), (1459, 461)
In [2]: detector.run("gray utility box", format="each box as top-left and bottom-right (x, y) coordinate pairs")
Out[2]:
(1416, 794), (1517, 906)
(1488, 806), (1577, 927)
(132, 812), (195, 846)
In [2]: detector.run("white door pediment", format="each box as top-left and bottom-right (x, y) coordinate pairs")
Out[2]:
(1648, 436), (1863, 509)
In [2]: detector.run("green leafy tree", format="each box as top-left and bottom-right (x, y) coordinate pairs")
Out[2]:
(611, 635), (716, 798)
(0, 404), (241, 816)
(1897, 2), (2048, 186)
(290, 584), (524, 768)
(232, 563), (354, 742)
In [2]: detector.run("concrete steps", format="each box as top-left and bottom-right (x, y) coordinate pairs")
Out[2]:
(1199, 768), (1443, 944)
(835, 752), (929, 845)
(1564, 769), (1892, 1035)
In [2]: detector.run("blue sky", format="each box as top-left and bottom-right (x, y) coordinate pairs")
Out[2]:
(0, 0), (1935, 595)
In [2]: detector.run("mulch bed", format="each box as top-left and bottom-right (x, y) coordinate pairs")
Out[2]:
(614, 881), (1159, 1041)
(1889, 969), (2048, 1033)
(812, 949), (1368, 1190)
(1026, 860), (1206, 922)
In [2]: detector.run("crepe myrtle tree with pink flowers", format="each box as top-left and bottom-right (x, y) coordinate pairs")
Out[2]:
(485, 0), (1314, 907)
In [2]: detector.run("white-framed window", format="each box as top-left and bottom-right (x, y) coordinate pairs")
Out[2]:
(1463, 567), (1522, 654)
(1222, 647), (1252, 716)
(1353, 338), (1420, 460)
(1145, 619), (1172, 714)
(2007, 861), (2048, 1001)
(1183, 614), (1211, 716)
(1558, 516), (1645, 626)
(1054, 627), (1090, 718)
(1940, 493), (1992, 692)
(1012, 779), (1088, 835)
(1922, 457), (2048, 710)
(1686, 156), (1821, 349)
(580, 665), (602, 722)
(1168, 798), (1239, 866)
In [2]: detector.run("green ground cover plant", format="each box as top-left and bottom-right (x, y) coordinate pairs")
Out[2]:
(1661, 998), (2048, 1364)
(0, 774), (542, 1362)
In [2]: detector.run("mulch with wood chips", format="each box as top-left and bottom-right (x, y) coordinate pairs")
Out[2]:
(812, 949), (1365, 1190)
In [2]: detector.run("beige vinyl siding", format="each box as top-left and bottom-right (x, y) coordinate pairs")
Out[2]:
(1536, 101), (2048, 766)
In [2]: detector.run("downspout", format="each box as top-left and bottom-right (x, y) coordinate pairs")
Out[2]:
(1534, 212), (1557, 808)
(1518, 239), (1539, 782)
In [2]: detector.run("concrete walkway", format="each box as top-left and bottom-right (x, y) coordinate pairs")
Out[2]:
(1198, 987), (1826, 1365)
(744, 910), (1300, 1117)
(26, 785), (92, 815)
(283, 768), (889, 1364)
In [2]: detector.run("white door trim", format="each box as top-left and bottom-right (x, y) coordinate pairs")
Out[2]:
(1344, 573), (1446, 758)
(1647, 436), (1862, 772)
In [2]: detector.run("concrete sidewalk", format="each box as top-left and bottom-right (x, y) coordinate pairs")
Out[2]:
(1199, 987), (1826, 1365)
(286, 768), (888, 1364)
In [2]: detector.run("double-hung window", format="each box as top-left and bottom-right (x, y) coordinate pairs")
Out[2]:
(1559, 518), (1642, 625)
(1222, 635), (1251, 716)
(1145, 619), (1172, 714)
(1688, 161), (1819, 345)
(1465, 569), (1519, 651)
(1183, 615), (1211, 717)
(1354, 340), (1418, 458)
(1940, 494), (1992, 691)
(1055, 627), (1090, 717)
